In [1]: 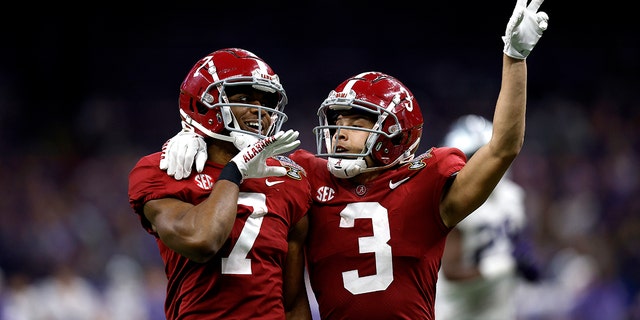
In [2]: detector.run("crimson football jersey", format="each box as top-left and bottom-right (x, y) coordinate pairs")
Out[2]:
(291, 147), (465, 320)
(128, 152), (311, 320)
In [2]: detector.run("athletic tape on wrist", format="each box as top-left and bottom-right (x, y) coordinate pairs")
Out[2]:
(218, 162), (243, 186)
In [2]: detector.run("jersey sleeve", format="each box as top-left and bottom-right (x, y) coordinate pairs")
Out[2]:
(428, 146), (467, 178)
(128, 152), (189, 234)
(269, 155), (313, 225)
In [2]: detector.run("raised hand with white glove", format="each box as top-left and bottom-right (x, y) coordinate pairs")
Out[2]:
(502, 0), (549, 60)
(159, 128), (208, 180)
(219, 129), (301, 185)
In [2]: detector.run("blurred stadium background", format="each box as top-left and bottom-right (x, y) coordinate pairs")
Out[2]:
(0, 1), (638, 319)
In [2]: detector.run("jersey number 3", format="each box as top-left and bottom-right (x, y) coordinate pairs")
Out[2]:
(340, 202), (393, 294)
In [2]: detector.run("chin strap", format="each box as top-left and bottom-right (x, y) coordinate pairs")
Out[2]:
(327, 154), (406, 179)
(327, 157), (368, 179)
(180, 110), (257, 152)
(327, 138), (420, 179)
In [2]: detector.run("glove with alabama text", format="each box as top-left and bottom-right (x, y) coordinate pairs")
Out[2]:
(229, 129), (300, 182)
(502, 0), (549, 59)
(159, 128), (207, 180)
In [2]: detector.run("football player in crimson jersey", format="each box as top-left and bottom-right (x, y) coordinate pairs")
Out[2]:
(158, 1), (549, 318)
(128, 48), (313, 320)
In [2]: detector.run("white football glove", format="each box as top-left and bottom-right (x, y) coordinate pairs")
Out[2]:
(502, 0), (549, 60)
(231, 129), (300, 180)
(159, 128), (207, 180)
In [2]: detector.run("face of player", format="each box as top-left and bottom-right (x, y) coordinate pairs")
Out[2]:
(331, 113), (375, 157)
(227, 86), (278, 136)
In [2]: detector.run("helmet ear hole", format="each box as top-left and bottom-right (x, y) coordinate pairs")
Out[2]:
(391, 132), (404, 146)
(196, 101), (209, 115)
(372, 133), (405, 166)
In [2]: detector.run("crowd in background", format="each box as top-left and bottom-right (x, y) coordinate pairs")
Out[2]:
(0, 57), (637, 318)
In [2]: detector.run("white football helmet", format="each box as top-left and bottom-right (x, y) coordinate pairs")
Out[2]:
(442, 114), (493, 157)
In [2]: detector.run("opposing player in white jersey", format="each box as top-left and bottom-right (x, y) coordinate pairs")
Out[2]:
(435, 114), (540, 320)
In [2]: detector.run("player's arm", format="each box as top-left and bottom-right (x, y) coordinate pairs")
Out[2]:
(144, 179), (240, 263)
(283, 215), (312, 320)
(145, 130), (302, 263)
(440, 228), (482, 280)
(440, 0), (548, 228)
(441, 55), (526, 227)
